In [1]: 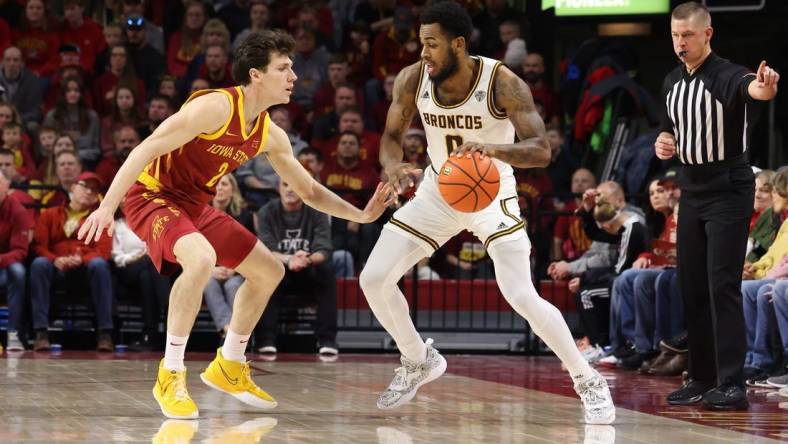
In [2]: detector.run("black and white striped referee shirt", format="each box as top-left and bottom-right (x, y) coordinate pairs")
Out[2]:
(660, 52), (757, 165)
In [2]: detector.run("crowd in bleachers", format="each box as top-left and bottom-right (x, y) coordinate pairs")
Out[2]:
(0, 0), (785, 387)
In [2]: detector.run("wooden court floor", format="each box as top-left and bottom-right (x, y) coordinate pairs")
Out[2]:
(0, 352), (786, 443)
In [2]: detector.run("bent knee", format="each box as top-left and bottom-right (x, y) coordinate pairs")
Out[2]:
(360, 266), (386, 292)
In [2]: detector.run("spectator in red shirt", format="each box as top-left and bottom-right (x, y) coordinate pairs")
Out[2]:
(0, 17), (10, 53)
(35, 148), (81, 208)
(93, 44), (146, 117)
(2, 121), (35, 180)
(167, 0), (206, 78)
(320, 130), (381, 265)
(96, 125), (139, 187)
(99, 85), (145, 157)
(521, 53), (561, 128)
(552, 168), (596, 262)
(316, 107), (381, 170)
(0, 166), (33, 350)
(30, 171), (114, 352)
(371, 6), (419, 82)
(12, 0), (60, 77)
(60, 0), (105, 75)
(185, 18), (231, 91)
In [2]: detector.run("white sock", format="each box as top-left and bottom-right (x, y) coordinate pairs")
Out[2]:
(164, 333), (189, 371)
(359, 230), (427, 363)
(222, 330), (250, 362)
(488, 239), (593, 378)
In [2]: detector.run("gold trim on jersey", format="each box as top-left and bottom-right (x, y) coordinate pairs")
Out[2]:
(255, 113), (271, 156)
(414, 61), (425, 107)
(180, 88), (235, 140)
(430, 57), (483, 109)
(483, 196), (525, 249)
(138, 170), (163, 193)
(236, 86), (263, 140)
(487, 62), (508, 120)
(389, 217), (439, 251)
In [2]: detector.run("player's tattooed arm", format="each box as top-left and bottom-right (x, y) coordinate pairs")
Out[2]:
(454, 66), (551, 168)
(381, 62), (423, 194)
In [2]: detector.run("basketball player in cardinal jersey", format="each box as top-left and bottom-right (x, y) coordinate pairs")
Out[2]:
(360, 2), (615, 424)
(78, 30), (391, 419)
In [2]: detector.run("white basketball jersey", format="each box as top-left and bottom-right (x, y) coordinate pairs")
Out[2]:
(415, 56), (515, 178)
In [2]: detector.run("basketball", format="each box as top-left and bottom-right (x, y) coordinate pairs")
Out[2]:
(438, 152), (500, 212)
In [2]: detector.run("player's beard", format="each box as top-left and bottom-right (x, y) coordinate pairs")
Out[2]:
(430, 48), (459, 85)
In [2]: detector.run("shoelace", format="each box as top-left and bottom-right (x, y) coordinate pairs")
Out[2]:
(240, 361), (255, 389)
(167, 372), (190, 401)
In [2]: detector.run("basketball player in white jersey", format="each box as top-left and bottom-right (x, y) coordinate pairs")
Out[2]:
(359, 2), (615, 424)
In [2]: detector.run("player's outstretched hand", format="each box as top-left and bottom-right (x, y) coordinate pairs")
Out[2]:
(358, 182), (396, 223)
(384, 162), (423, 195)
(755, 60), (780, 89)
(77, 206), (116, 244)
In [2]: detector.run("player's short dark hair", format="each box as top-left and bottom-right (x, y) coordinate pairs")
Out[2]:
(337, 130), (361, 145)
(419, 0), (473, 48)
(671, 2), (711, 24)
(233, 29), (295, 84)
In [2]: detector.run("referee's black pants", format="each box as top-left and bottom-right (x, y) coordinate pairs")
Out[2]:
(677, 166), (754, 387)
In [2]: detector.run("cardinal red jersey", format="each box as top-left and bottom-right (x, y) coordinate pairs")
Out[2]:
(136, 86), (271, 208)
(124, 86), (269, 272)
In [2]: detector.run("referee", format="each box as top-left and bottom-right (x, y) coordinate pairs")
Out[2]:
(655, 2), (779, 411)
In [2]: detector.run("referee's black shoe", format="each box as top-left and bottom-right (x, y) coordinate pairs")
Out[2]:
(667, 379), (715, 405)
(702, 383), (749, 411)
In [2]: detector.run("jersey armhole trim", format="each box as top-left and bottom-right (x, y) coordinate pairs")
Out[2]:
(487, 61), (508, 120)
(414, 61), (425, 108)
(190, 89), (235, 141)
(254, 112), (271, 157)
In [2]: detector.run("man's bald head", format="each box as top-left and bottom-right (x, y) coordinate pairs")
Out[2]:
(597, 181), (626, 209)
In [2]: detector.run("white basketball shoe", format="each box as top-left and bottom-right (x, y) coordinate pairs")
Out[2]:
(377, 338), (447, 409)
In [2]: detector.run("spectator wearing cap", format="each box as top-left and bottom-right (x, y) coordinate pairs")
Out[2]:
(0, 165), (33, 351)
(43, 76), (100, 168)
(124, 14), (164, 93)
(11, 0), (60, 77)
(167, 0), (207, 78)
(60, 0), (105, 75)
(0, 46), (42, 131)
(96, 125), (139, 187)
(120, 0), (164, 54)
(93, 44), (146, 117)
(30, 171), (114, 352)
(371, 6), (419, 83)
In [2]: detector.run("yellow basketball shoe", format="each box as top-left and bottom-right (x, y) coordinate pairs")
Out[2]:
(200, 348), (277, 409)
(153, 360), (199, 419)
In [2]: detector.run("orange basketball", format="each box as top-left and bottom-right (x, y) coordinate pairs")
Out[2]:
(438, 152), (500, 212)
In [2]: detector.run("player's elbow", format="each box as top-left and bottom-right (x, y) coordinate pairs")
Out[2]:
(291, 180), (317, 203)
